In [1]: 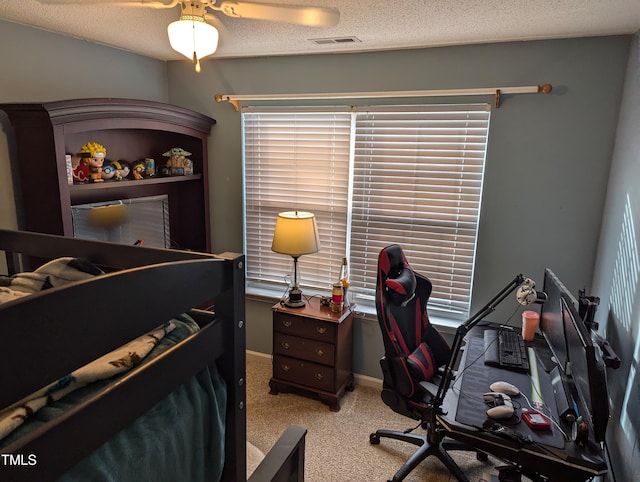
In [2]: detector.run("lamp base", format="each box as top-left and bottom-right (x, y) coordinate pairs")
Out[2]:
(284, 287), (305, 308)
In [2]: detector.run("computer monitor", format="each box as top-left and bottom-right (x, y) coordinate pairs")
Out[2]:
(540, 269), (573, 372)
(561, 294), (609, 442)
(540, 268), (609, 442)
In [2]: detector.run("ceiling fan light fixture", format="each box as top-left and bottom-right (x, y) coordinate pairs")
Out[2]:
(167, 14), (219, 65)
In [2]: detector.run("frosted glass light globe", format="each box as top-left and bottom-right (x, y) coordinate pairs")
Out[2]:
(168, 17), (219, 61)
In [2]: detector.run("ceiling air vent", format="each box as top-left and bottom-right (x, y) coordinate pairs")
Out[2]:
(309, 36), (361, 45)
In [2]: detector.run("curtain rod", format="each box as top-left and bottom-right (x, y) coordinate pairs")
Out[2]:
(214, 84), (552, 111)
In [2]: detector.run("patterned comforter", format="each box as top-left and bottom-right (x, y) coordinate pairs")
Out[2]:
(0, 258), (175, 441)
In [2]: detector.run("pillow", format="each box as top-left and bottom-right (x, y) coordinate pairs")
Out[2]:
(385, 267), (417, 306)
(407, 342), (436, 382)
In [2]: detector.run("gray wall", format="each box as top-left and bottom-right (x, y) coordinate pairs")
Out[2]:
(167, 36), (630, 378)
(591, 32), (640, 482)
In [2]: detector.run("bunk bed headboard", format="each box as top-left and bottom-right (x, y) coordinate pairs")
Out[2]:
(0, 228), (221, 272)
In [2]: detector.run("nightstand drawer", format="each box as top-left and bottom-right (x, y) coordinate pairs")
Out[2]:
(273, 354), (335, 392)
(274, 313), (336, 342)
(273, 332), (335, 364)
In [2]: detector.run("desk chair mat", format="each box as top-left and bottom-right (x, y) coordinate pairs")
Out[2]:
(454, 336), (565, 449)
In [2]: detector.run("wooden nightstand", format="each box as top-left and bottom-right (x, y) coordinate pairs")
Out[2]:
(269, 296), (354, 411)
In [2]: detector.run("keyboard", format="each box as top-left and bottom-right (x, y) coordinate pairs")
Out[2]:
(483, 329), (530, 373)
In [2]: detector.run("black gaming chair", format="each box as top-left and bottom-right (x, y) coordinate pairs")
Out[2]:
(369, 244), (484, 482)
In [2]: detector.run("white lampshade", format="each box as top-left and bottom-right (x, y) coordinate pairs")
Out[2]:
(271, 211), (320, 257)
(167, 16), (219, 61)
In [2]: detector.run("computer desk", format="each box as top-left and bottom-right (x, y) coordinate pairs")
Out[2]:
(436, 322), (607, 482)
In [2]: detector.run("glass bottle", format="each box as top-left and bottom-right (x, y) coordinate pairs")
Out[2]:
(339, 257), (350, 305)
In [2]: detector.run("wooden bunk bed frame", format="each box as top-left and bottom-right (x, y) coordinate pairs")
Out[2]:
(0, 229), (305, 482)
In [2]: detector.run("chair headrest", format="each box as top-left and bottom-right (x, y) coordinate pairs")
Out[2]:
(380, 245), (417, 306)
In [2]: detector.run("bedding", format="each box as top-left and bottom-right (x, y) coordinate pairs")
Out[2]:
(0, 256), (103, 302)
(0, 321), (176, 441)
(0, 314), (227, 482)
(0, 256), (154, 441)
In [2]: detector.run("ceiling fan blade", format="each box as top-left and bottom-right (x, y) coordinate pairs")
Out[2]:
(35, 0), (179, 7)
(215, 1), (339, 27)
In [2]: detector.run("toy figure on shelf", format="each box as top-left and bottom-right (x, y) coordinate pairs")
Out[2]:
(110, 160), (131, 181)
(144, 158), (156, 177)
(162, 147), (193, 176)
(132, 160), (145, 180)
(78, 142), (107, 183)
(101, 161), (116, 180)
(72, 163), (90, 183)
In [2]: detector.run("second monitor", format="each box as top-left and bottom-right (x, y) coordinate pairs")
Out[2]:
(540, 268), (609, 443)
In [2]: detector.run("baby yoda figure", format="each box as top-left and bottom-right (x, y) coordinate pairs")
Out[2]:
(163, 147), (193, 176)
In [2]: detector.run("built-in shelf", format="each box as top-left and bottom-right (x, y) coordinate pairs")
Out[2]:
(70, 174), (202, 192)
(0, 99), (216, 252)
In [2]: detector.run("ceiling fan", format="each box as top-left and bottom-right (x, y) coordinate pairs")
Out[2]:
(36, 1), (340, 71)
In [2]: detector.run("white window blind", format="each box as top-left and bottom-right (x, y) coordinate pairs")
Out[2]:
(243, 104), (490, 320)
(243, 108), (352, 293)
(350, 105), (491, 318)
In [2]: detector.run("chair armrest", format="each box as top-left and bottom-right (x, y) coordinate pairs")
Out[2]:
(248, 425), (307, 482)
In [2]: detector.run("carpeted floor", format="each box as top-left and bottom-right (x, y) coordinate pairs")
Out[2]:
(246, 354), (504, 482)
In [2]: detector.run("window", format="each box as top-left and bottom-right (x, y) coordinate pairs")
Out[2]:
(243, 104), (491, 321)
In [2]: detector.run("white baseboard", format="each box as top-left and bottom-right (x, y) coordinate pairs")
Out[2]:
(245, 350), (382, 390)
(246, 350), (271, 363)
(353, 372), (383, 389)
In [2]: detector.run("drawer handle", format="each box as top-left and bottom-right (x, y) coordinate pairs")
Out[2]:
(315, 372), (324, 380)
(282, 341), (290, 350)
(316, 326), (327, 334)
(282, 320), (292, 328)
(282, 364), (290, 372)
(315, 349), (324, 357)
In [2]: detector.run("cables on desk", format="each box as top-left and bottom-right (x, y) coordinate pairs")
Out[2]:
(519, 390), (568, 440)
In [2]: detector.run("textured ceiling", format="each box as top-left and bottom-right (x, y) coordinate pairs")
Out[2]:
(0, 0), (639, 61)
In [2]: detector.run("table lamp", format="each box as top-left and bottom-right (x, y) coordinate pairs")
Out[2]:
(271, 211), (320, 308)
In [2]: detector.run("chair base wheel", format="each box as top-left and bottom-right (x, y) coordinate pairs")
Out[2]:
(370, 428), (473, 482)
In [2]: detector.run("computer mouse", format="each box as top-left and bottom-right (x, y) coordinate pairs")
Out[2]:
(490, 381), (520, 396)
